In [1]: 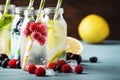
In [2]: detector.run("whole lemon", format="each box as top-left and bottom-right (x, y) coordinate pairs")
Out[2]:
(78, 14), (110, 43)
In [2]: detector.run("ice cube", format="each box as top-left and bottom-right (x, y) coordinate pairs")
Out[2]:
(46, 69), (55, 76)
(66, 60), (78, 70)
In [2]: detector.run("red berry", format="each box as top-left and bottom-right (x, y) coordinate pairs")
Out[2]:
(35, 67), (46, 76)
(8, 59), (18, 68)
(48, 62), (56, 70)
(28, 64), (37, 74)
(23, 22), (31, 37)
(31, 32), (46, 46)
(37, 23), (47, 37)
(75, 65), (83, 74)
(61, 64), (72, 73)
(56, 60), (66, 66)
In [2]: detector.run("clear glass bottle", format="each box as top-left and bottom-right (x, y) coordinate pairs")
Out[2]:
(11, 6), (27, 59)
(44, 7), (67, 64)
(0, 4), (15, 56)
(20, 9), (47, 70)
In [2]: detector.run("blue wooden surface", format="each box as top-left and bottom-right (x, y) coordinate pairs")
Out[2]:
(0, 40), (120, 80)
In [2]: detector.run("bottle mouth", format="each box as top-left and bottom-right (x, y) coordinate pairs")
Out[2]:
(44, 7), (64, 14)
(15, 6), (28, 14)
(0, 4), (16, 10)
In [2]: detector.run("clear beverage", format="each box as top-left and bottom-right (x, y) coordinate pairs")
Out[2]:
(11, 6), (27, 59)
(44, 7), (67, 64)
(20, 9), (47, 70)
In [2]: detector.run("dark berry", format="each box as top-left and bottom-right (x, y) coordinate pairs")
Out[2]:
(67, 52), (82, 64)
(55, 65), (62, 72)
(89, 56), (98, 63)
(1, 58), (10, 68)
(16, 61), (21, 69)
(66, 52), (73, 60)
(0, 53), (8, 61)
(0, 60), (2, 66)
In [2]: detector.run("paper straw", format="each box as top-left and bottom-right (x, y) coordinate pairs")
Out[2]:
(53, 0), (62, 20)
(4, 0), (10, 14)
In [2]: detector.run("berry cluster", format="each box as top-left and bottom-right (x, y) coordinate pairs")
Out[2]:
(24, 22), (47, 46)
(48, 60), (83, 74)
(0, 54), (21, 69)
(28, 64), (46, 77)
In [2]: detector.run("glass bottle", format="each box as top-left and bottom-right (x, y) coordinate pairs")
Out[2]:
(44, 7), (67, 64)
(0, 4), (15, 56)
(11, 6), (27, 59)
(20, 9), (47, 70)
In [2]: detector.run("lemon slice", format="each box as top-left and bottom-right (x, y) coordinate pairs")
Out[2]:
(66, 36), (83, 55)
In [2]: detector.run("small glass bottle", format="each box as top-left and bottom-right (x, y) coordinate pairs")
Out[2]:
(0, 4), (15, 56)
(11, 6), (27, 59)
(20, 9), (47, 70)
(44, 7), (67, 64)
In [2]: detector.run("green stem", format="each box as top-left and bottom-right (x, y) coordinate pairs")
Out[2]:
(4, 0), (10, 14)
(28, 0), (34, 10)
(53, 0), (62, 20)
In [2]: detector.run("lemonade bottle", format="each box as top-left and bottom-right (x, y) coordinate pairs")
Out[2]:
(44, 7), (67, 64)
(0, 1), (15, 56)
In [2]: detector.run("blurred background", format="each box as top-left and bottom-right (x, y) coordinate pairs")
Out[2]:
(0, 0), (120, 40)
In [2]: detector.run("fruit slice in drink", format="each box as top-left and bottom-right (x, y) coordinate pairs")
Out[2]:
(47, 20), (67, 63)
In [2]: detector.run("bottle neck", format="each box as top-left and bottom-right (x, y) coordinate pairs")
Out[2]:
(44, 7), (64, 20)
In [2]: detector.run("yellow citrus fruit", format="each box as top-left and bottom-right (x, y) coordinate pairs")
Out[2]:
(66, 36), (83, 55)
(78, 14), (110, 43)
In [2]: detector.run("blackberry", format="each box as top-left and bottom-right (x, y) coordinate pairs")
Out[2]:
(55, 65), (62, 72)
(89, 56), (98, 63)
(1, 58), (10, 68)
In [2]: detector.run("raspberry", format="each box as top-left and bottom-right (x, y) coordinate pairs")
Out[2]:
(29, 22), (47, 37)
(35, 67), (46, 76)
(8, 59), (18, 68)
(48, 62), (56, 70)
(29, 22), (37, 32)
(28, 64), (37, 74)
(75, 65), (83, 74)
(61, 64), (72, 73)
(23, 22), (31, 37)
(37, 23), (47, 37)
(31, 32), (46, 46)
(56, 60), (66, 66)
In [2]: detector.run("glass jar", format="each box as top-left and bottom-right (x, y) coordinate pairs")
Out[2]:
(10, 6), (27, 59)
(44, 7), (67, 64)
(0, 4), (15, 56)
(20, 9), (47, 70)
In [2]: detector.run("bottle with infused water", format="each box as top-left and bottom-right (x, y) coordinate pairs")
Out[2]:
(11, 6), (26, 59)
(44, 7), (67, 64)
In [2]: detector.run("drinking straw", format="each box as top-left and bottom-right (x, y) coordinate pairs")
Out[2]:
(35, 0), (45, 22)
(3, 0), (10, 14)
(21, 0), (35, 70)
(53, 0), (62, 20)
(28, 0), (34, 10)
